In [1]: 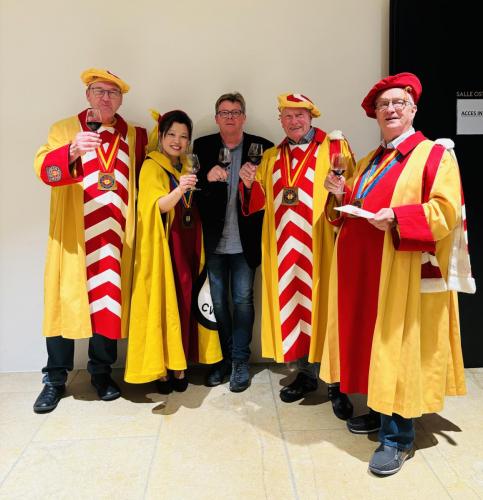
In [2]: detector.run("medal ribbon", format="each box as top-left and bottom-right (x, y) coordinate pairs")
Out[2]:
(355, 149), (401, 200)
(168, 172), (193, 208)
(96, 133), (121, 173)
(280, 141), (318, 188)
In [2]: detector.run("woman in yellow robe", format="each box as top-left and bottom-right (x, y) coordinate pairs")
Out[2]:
(125, 110), (221, 391)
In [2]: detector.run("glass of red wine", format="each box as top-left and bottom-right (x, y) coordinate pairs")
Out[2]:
(248, 143), (263, 166)
(218, 147), (231, 183)
(86, 108), (102, 132)
(185, 153), (201, 191)
(330, 153), (349, 195)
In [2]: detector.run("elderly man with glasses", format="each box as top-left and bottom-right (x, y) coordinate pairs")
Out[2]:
(33, 68), (147, 413)
(322, 72), (474, 475)
(193, 92), (273, 392)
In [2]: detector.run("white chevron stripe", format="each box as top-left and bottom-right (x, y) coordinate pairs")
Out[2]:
(272, 168), (282, 184)
(87, 268), (121, 292)
(296, 185), (314, 209)
(305, 167), (315, 182)
(83, 150), (97, 164)
(277, 236), (313, 267)
(84, 170), (100, 189)
(85, 217), (124, 242)
(276, 210), (312, 240)
(280, 291), (312, 324)
(84, 191), (128, 217)
(117, 149), (130, 167)
(279, 262), (312, 294)
(86, 243), (121, 267)
(89, 295), (121, 317)
(282, 320), (312, 354)
(115, 169), (129, 190)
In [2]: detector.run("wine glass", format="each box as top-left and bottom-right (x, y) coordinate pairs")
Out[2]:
(218, 147), (231, 183)
(86, 108), (102, 132)
(330, 153), (349, 195)
(247, 143), (263, 166)
(185, 153), (201, 191)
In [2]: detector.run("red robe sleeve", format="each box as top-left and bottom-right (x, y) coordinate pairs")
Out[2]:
(392, 204), (436, 252)
(239, 180), (265, 215)
(39, 144), (83, 187)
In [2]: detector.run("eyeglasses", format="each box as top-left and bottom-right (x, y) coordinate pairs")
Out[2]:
(89, 87), (122, 99)
(374, 99), (412, 112)
(216, 110), (244, 118)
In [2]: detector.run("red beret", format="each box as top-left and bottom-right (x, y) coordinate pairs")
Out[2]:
(361, 72), (422, 118)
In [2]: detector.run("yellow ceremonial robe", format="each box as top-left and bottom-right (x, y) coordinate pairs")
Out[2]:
(252, 133), (353, 363)
(34, 115), (140, 340)
(321, 139), (467, 418)
(125, 152), (221, 383)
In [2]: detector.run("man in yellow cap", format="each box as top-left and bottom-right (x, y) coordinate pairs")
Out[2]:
(239, 93), (354, 419)
(322, 72), (473, 475)
(32, 68), (147, 413)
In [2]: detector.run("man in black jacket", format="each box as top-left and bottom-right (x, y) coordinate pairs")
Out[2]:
(194, 92), (273, 392)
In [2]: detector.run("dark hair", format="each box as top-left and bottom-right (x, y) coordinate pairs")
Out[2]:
(215, 92), (246, 114)
(158, 110), (193, 141)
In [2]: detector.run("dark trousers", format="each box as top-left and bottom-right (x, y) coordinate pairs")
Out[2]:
(41, 334), (117, 386)
(206, 252), (255, 362)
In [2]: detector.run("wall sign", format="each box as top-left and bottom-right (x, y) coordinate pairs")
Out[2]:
(457, 92), (483, 135)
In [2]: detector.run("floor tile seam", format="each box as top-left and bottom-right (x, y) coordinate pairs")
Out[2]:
(0, 397), (54, 490)
(142, 409), (166, 500)
(416, 421), (464, 500)
(268, 367), (300, 500)
(31, 434), (158, 444)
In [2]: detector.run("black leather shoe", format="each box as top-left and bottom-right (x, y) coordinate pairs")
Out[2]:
(279, 372), (318, 403)
(347, 409), (381, 434)
(205, 361), (232, 387)
(327, 384), (354, 420)
(91, 375), (121, 401)
(155, 378), (172, 394)
(33, 384), (65, 413)
(172, 375), (189, 392)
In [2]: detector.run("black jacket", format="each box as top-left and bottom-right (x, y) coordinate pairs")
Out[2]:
(193, 132), (274, 268)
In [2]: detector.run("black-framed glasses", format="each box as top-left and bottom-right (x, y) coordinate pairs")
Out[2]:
(89, 87), (122, 99)
(374, 99), (411, 112)
(216, 110), (244, 118)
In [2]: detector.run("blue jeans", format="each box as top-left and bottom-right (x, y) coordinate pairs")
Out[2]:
(379, 413), (415, 450)
(206, 252), (255, 362)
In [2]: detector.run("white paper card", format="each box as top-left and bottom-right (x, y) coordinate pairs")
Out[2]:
(457, 99), (483, 135)
(335, 205), (375, 219)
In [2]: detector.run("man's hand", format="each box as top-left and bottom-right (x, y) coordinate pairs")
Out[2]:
(368, 208), (396, 231)
(239, 162), (257, 189)
(207, 165), (228, 183)
(69, 131), (102, 162)
(324, 171), (345, 204)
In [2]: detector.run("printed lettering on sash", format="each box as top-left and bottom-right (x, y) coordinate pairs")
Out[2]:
(98, 172), (117, 191)
(282, 186), (299, 206)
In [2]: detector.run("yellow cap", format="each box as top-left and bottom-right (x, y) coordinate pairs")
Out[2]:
(80, 68), (130, 93)
(277, 93), (320, 118)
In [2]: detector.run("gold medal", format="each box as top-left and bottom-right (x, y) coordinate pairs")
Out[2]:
(182, 207), (193, 228)
(98, 172), (117, 191)
(282, 187), (299, 206)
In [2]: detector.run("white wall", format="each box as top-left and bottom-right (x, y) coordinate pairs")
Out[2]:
(0, 0), (389, 372)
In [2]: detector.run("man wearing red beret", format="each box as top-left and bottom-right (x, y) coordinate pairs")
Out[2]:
(33, 68), (147, 413)
(322, 73), (474, 475)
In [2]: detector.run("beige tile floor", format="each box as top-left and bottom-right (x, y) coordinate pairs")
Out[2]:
(0, 365), (482, 500)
